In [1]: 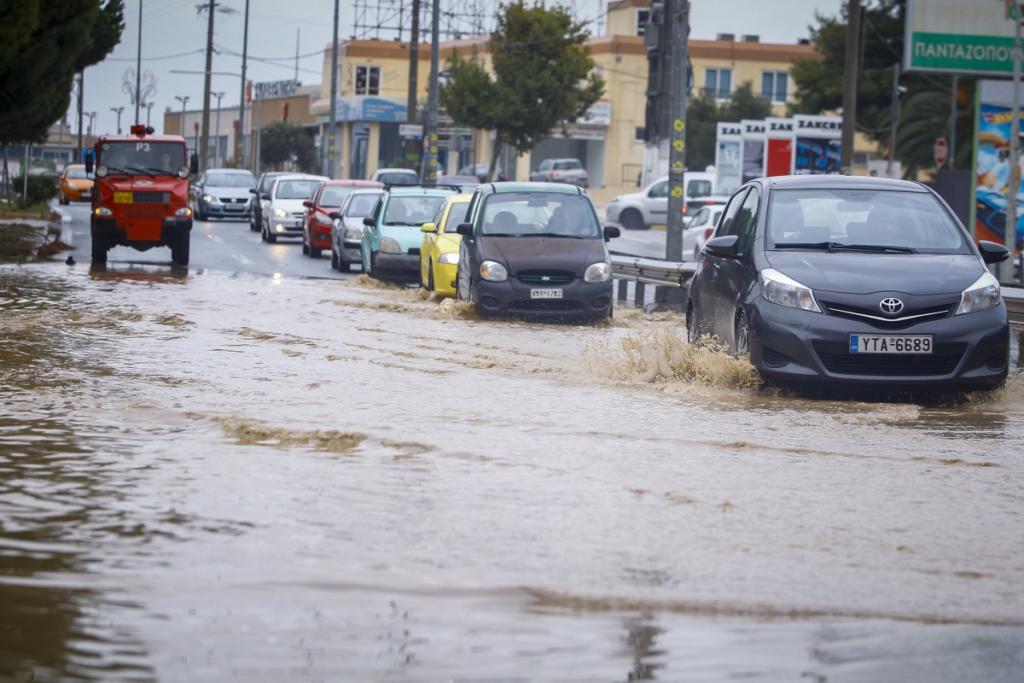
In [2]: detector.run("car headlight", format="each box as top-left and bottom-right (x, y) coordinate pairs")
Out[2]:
(584, 262), (611, 283)
(94, 206), (113, 217)
(201, 194), (215, 203)
(273, 207), (288, 218)
(177, 165), (190, 178)
(955, 271), (1000, 315)
(438, 252), (459, 265)
(66, 182), (77, 189)
(174, 207), (193, 217)
(343, 227), (362, 241)
(479, 260), (508, 282)
(760, 268), (821, 313)
(379, 236), (402, 253)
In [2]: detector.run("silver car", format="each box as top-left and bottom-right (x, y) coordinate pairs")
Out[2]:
(529, 158), (589, 187)
(682, 205), (725, 262)
(260, 174), (329, 243)
(191, 169), (256, 221)
(605, 172), (717, 230)
(330, 189), (383, 271)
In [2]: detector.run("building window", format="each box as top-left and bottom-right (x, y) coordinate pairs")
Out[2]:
(636, 9), (650, 36)
(355, 65), (380, 96)
(635, 126), (646, 141)
(761, 71), (788, 103)
(704, 68), (732, 99)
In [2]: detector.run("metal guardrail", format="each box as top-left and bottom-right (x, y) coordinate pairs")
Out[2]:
(612, 251), (1024, 332)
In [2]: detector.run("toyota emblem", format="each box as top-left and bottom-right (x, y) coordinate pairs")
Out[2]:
(541, 275), (551, 282)
(879, 297), (904, 315)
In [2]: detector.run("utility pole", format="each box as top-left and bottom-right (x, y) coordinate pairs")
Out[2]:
(324, 0), (340, 177)
(1008, 5), (1021, 283)
(422, 0), (440, 182)
(213, 91), (225, 167)
(76, 71), (84, 161)
(87, 112), (97, 138)
(405, 0), (421, 170)
(295, 28), (300, 82)
(175, 95), (189, 140)
(949, 74), (957, 169)
(641, 3), (667, 188)
(665, 0), (689, 264)
(840, 0), (861, 173)
(199, 0), (216, 172)
(238, 0), (250, 168)
(145, 101), (154, 127)
(135, 0), (143, 124)
(111, 106), (124, 134)
(886, 63), (900, 177)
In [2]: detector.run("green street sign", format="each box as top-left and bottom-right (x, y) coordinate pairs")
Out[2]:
(905, 0), (1021, 76)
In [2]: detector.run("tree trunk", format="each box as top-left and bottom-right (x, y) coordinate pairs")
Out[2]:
(487, 134), (501, 182)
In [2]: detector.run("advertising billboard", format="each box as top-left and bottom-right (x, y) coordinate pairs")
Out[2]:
(741, 119), (766, 183)
(972, 80), (1024, 254)
(715, 122), (742, 195)
(905, 0), (1021, 75)
(765, 117), (794, 177)
(793, 115), (841, 175)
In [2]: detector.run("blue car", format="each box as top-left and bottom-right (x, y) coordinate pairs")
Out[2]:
(360, 186), (455, 280)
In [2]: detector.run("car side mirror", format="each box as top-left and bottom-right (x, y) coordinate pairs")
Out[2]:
(978, 240), (1010, 264)
(603, 226), (620, 241)
(189, 153), (199, 175)
(261, 192), (271, 200)
(704, 234), (739, 259)
(302, 200), (314, 209)
(363, 216), (376, 227)
(421, 222), (437, 233)
(329, 211), (341, 220)
(455, 223), (474, 238)
(249, 188), (258, 194)
(84, 154), (94, 174)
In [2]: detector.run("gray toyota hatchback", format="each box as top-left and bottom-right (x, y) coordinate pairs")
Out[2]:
(686, 175), (1010, 389)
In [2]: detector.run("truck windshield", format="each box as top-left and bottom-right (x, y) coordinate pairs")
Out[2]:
(98, 142), (186, 175)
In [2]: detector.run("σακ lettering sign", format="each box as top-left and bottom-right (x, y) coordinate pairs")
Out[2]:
(905, 0), (1022, 75)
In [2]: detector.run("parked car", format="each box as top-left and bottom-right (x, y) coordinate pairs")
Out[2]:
(370, 167), (419, 186)
(682, 194), (730, 227)
(529, 158), (589, 187)
(419, 193), (472, 296)
(330, 189), (384, 272)
(685, 175), (1010, 390)
(301, 179), (382, 258)
(249, 171), (287, 232)
(191, 168), (256, 221)
(458, 163), (507, 182)
(682, 204), (725, 262)
(606, 171), (717, 230)
(454, 182), (619, 320)
(361, 186), (455, 280)
(440, 175), (481, 192)
(57, 164), (94, 204)
(259, 173), (329, 243)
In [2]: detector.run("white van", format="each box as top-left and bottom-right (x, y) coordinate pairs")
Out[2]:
(605, 171), (716, 230)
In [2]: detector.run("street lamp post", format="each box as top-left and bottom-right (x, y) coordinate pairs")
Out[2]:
(110, 106), (125, 134)
(212, 91), (225, 167)
(145, 102), (155, 127)
(174, 95), (190, 145)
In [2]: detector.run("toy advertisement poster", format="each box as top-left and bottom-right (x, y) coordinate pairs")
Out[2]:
(974, 101), (1024, 253)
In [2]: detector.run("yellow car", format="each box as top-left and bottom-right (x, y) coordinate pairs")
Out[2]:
(419, 193), (471, 296)
(58, 164), (94, 204)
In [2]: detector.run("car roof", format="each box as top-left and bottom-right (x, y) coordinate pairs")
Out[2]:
(375, 168), (417, 174)
(762, 174), (927, 192)
(323, 179), (383, 187)
(274, 174), (329, 182)
(205, 168), (253, 174)
(448, 193), (474, 202)
(346, 188), (384, 195)
(485, 181), (585, 195)
(386, 186), (455, 196)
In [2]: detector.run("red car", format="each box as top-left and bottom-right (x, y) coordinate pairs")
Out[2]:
(302, 179), (382, 257)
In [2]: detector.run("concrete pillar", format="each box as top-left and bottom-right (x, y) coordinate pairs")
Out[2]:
(338, 122), (350, 179)
(367, 122), (380, 178)
(515, 149), (531, 183)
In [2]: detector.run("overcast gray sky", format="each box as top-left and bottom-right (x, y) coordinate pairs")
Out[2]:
(75, 0), (842, 138)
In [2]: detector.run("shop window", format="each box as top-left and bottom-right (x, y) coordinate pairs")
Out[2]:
(761, 71), (788, 103)
(704, 68), (732, 99)
(355, 65), (380, 96)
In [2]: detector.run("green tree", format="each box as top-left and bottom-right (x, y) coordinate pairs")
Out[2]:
(440, 1), (604, 180)
(260, 122), (316, 172)
(0, 1), (125, 145)
(685, 82), (773, 170)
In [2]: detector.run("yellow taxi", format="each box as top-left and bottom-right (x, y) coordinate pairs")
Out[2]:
(58, 164), (94, 204)
(419, 193), (472, 296)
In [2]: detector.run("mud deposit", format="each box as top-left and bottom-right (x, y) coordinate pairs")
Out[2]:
(1, 264), (1022, 681)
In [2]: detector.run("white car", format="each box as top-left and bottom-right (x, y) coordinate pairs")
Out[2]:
(370, 168), (419, 186)
(260, 174), (328, 243)
(330, 188), (383, 272)
(606, 171), (716, 230)
(682, 204), (725, 262)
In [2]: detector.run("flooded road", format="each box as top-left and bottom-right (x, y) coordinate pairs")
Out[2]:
(1, 262), (1023, 681)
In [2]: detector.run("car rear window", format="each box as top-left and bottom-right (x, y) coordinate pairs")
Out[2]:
(554, 160), (582, 170)
(377, 171), (418, 185)
(687, 179), (712, 197)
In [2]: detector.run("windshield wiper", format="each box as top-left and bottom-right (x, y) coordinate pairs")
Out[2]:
(773, 241), (916, 254)
(122, 165), (157, 177)
(383, 221), (421, 226)
(534, 233), (587, 239)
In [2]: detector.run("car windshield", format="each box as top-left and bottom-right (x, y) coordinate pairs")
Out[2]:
(443, 202), (471, 233)
(344, 193), (381, 217)
(767, 188), (970, 254)
(383, 195), (448, 225)
(480, 193), (600, 238)
(98, 141), (186, 175)
(320, 186), (355, 208)
(67, 167), (92, 180)
(377, 171), (418, 185)
(275, 180), (321, 200)
(259, 174), (282, 192)
(206, 173), (255, 187)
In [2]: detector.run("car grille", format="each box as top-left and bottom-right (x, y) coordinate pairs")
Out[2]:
(821, 301), (955, 328)
(812, 341), (966, 376)
(291, 212), (305, 218)
(132, 191), (169, 203)
(508, 299), (583, 312)
(517, 271), (575, 285)
(219, 197), (248, 204)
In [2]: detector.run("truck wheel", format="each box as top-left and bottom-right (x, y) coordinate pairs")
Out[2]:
(309, 245), (321, 258)
(171, 234), (190, 266)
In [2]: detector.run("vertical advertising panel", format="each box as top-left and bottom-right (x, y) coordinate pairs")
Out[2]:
(741, 119), (766, 183)
(715, 122), (742, 196)
(973, 80), (1024, 254)
(793, 115), (842, 175)
(765, 117), (794, 176)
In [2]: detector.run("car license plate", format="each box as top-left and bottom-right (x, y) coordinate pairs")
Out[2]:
(113, 191), (132, 204)
(849, 334), (932, 354)
(530, 288), (563, 299)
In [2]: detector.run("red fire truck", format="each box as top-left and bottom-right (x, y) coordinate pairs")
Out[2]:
(85, 125), (198, 265)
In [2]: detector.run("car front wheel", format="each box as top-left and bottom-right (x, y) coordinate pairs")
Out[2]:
(620, 208), (645, 231)
(734, 309), (750, 356)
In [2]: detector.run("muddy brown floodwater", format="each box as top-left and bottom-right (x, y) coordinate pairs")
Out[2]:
(1, 263), (1023, 682)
